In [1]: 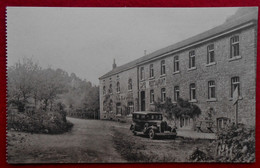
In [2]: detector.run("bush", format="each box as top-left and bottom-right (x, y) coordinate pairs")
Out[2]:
(189, 147), (214, 162)
(189, 124), (255, 162)
(8, 110), (73, 134)
(215, 124), (255, 162)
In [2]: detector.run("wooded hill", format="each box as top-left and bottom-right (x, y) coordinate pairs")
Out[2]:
(7, 58), (99, 116)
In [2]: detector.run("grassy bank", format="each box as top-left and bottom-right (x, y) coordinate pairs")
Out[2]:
(112, 126), (212, 162)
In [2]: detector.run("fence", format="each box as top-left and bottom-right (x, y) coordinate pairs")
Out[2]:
(67, 109), (99, 119)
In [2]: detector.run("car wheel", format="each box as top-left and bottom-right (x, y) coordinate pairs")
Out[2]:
(149, 129), (155, 139)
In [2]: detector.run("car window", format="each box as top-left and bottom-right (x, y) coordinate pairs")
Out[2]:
(136, 114), (139, 119)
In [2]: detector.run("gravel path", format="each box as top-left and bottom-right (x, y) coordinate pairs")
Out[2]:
(7, 117), (126, 163)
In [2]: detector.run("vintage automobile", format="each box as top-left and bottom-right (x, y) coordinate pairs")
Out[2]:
(130, 111), (177, 139)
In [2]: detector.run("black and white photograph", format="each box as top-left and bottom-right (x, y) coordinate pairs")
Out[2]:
(6, 7), (257, 163)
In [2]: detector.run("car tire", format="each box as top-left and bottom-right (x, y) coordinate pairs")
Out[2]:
(149, 129), (155, 139)
(130, 125), (137, 135)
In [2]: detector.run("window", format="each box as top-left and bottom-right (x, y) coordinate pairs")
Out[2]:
(190, 83), (196, 100)
(207, 44), (215, 64)
(161, 88), (166, 102)
(173, 56), (179, 72)
(230, 36), (239, 58)
(150, 89), (154, 103)
(149, 64), (154, 78)
(128, 78), (132, 91)
(140, 67), (144, 80)
(189, 50), (196, 68)
(141, 115), (146, 119)
(161, 60), (166, 75)
(231, 77), (240, 97)
(174, 86), (180, 101)
(109, 84), (112, 94)
(116, 82), (120, 93)
(208, 81), (216, 99)
(127, 102), (134, 115)
(103, 86), (106, 95)
(149, 114), (162, 120)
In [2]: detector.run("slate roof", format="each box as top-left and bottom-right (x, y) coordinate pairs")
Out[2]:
(99, 10), (257, 79)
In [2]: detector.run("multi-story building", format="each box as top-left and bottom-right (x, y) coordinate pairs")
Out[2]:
(99, 8), (257, 130)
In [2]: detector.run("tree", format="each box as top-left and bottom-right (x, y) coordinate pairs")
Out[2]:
(38, 68), (66, 111)
(7, 58), (40, 111)
(8, 58), (100, 115)
(154, 97), (201, 125)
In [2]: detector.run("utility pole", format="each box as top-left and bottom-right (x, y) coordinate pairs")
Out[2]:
(235, 101), (238, 125)
(232, 87), (239, 126)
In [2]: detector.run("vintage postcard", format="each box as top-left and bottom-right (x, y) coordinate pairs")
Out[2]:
(6, 7), (257, 163)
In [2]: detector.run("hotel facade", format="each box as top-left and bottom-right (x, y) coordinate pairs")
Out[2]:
(99, 9), (257, 130)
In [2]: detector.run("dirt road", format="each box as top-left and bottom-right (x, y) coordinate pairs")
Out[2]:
(8, 117), (127, 163)
(8, 117), (213, 163)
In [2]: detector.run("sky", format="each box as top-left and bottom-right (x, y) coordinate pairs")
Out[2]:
(6, 7), (239, 85)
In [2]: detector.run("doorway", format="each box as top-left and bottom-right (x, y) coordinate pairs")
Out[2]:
(140, 91), (146, 111)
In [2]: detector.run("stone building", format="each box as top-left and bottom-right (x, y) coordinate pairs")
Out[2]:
(99, 8), (257, 130)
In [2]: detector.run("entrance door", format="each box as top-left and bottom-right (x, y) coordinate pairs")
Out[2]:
(116, 103), (122, 115)
(179, 117), (192, 129)
(140, 91), (146, 111)
(217, 117), (230, 131)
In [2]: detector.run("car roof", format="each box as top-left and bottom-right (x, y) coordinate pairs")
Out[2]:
(132, 111), (162, 115)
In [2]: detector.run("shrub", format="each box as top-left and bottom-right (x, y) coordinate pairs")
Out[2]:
(215, 124), (255, 162)
(8, 110), (73, 134)
(189, 147), (214, 162)
(189, 124), (255, 162)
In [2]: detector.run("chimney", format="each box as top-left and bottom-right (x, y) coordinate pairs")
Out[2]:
(144, 50), (147, 56)
(112, 58), (117, 69)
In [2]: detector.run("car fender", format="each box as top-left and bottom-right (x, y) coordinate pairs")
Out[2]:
(147, 125), (159, 133)
(130, 123), (136, 130)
